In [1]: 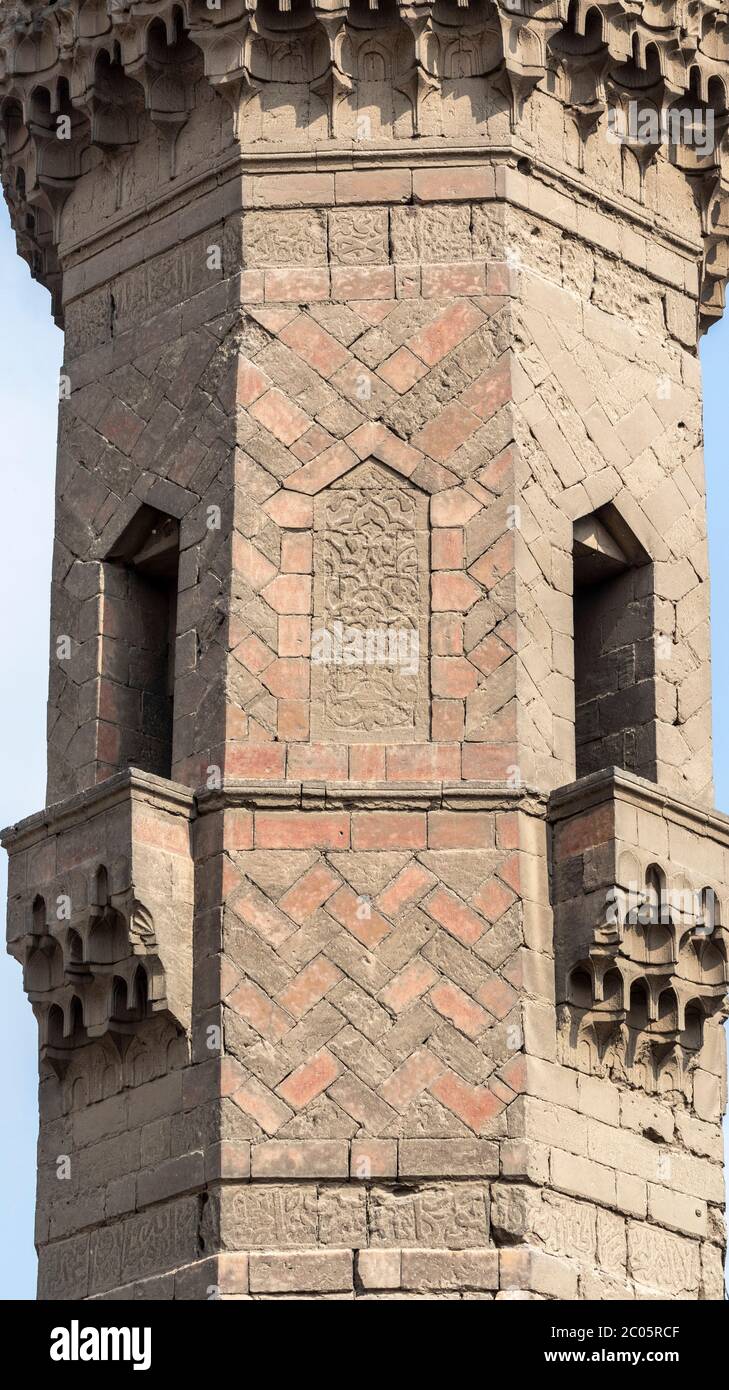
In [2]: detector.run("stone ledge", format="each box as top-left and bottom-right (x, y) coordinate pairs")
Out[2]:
(548, 765), (729, 846)
(4, 770), (195, 1052)
(549, 769), (729, 1112)
(4, 1), (720, 320)
(197, 778), (546, 814)
(59, 157), (702, 316)
(0, 767), (195, 851)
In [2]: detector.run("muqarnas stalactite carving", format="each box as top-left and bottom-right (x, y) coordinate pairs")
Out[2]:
(552, 773), (729, 1105)
(4, 771), (194, 1076)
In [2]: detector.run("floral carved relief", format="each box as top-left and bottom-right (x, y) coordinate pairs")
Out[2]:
(311, 461), (429, 743)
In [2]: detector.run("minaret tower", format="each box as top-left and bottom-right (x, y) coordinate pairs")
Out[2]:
(1, 0), (727, 1299)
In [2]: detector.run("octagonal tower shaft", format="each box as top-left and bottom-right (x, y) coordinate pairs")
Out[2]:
(1, 0), (727, 1300)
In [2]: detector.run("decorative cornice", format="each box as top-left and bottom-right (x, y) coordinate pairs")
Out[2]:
(192, 776), (547, 813)
(0, 766), (195, 850)
(551, 767), (729, 1098)
(2, 772), (546, 849)
(1, 1), (729, 329)
(3, 765), (195, 1057)
(9, 767), (728, 848)
(548, 765), (729, 848)
(56, 144), (704, 284)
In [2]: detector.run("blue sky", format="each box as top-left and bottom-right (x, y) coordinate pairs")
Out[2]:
(0, 204), (61, 1299)
(0, 202), (727, 1298)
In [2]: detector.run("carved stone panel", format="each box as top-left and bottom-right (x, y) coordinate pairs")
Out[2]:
(627, 1222), (701, 1297)
(328, 208), (389, 266)
(311, 462), (429, 743)
(3, 770), (195, 1070)
(368, 1183), (489, 1249)
(550, 770), (729, 1107)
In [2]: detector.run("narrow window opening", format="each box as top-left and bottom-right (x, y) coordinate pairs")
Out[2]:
(572, 507), (654, 781)
(104, 507), (180, 779)
(32, 895), (46, 936)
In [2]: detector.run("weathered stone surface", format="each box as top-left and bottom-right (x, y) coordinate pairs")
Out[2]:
(1, 0), (727, 1302)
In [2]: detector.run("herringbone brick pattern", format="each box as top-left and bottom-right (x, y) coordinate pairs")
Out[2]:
(220, 833), (524, 1146)
(56, 229), (711, 806)
(224, 288), (521, 784)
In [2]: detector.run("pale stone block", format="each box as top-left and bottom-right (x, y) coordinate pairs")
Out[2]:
(523, 1057), (580, 1110)
(500, 1246), (578, 1299)
(619, 1091), (674, 1144)
(693, 1069), (722, 1123)
(615, 1172), (648, 1220)
(596, 1208), (627, 1275)
(499, 1139), (549, 1184)
(647, 1184), (707, 1239)
(3, 2), (729, 1307)
(400, 1249), (498, 1291)
(550, 1148), (617, 1207)
(249, 1250), (353, 1294)
(577, 1074), (620, 1126)
(521, 999), (557, 1062)
(356, 1249), (401, 1290)
(627, 1222), (701, 1297)
(580, 1270), (634, 1300)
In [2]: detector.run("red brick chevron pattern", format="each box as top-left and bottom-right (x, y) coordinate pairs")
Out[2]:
(59, 257), (710, 810)
(216, 822), (524, 1145)
(216, 288), (521, 789)
(60, 286), (523, 796)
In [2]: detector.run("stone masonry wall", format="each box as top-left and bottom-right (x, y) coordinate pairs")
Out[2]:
(2, 0), (727, 1301)
(23, 170), (721, 1296)
(54, 175), (710, 804)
